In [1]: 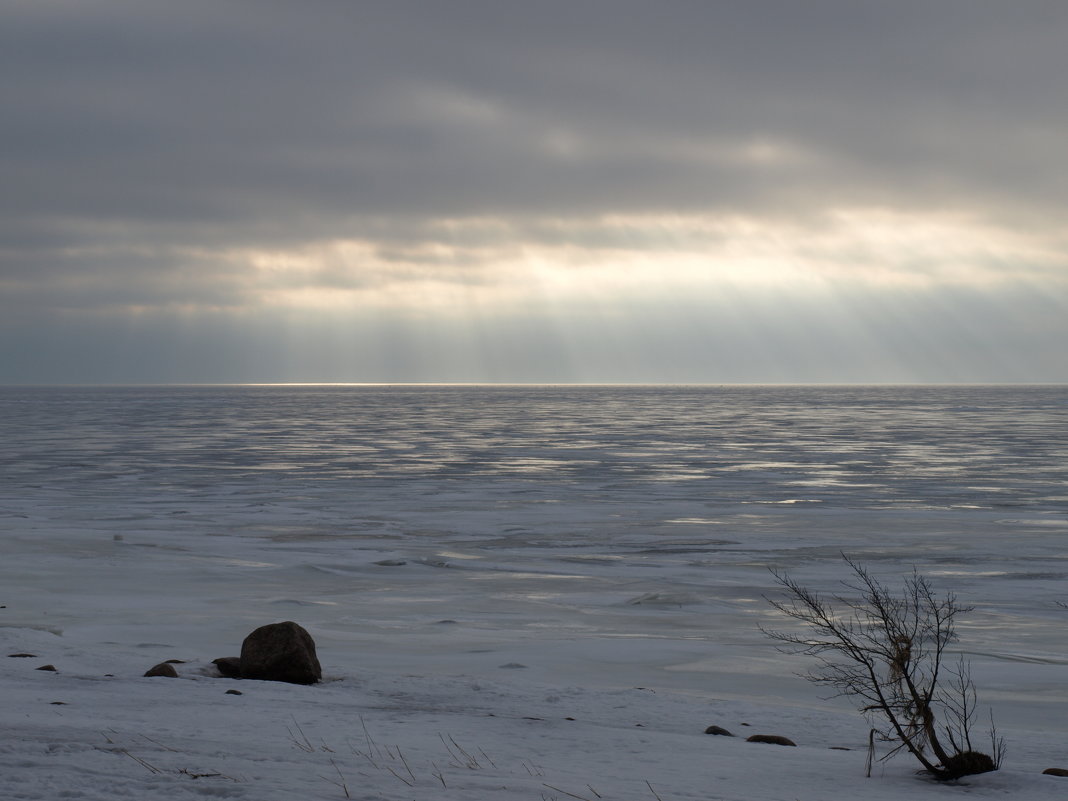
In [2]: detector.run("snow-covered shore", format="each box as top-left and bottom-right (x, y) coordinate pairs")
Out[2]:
(5, 621), (1065, 801)
(4, 490), (1068, 800)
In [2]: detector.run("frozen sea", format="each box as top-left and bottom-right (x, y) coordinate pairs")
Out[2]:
(3, 384), (1068, 799)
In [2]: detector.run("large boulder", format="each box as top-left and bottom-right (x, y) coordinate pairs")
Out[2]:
(239, 621), (321, 685)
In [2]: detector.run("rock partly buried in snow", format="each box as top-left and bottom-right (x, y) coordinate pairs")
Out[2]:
(144, 662), (179, 678)
(704, 725), (734, 736)
(746, 734), (796, 746)
(1043, 768), (1068, 777)
(35, 664), (57, 672)
(940, 751), (996, 779)
(213, 656), (243, 678)
(240, 621), (321, 685)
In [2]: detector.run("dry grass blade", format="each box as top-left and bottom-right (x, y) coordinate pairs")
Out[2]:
(431, 761), (447, 788)
(542, 783), (595, 801)
(318, 758), (351, 799)
(286, 717), (315, 753)
(117, 748), (163, 774)
(140, 733), (179, 752)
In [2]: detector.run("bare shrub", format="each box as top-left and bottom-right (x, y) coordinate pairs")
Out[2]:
(761, 555), (1004, 780)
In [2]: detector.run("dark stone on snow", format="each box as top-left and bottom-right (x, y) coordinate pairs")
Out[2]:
(1043, 768), (1068, 777)
(240, 621), (321, 685)
(8, 653), (37, 658)
(939, 751), (996, 779)
(213, 656), (243, 678)
(704, 725), (734, 736)
(164, 659), (186, 664)
(36, 664), (57, 672)
(746, 734), (796, 746)
(144, 662), (179, 678)
(225, 689), (243, 695)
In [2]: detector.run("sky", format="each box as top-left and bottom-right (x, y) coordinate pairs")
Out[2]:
(2, 0), (1067, 384)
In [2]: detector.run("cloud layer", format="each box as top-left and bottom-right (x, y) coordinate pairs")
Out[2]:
(2, 1), (1067, 382)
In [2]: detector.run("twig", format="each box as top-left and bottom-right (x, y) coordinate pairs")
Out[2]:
(177, 768), (224, 780)
(646, 779), (664, 801)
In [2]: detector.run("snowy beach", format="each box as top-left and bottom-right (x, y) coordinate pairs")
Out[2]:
(3, 385), (1068, 799)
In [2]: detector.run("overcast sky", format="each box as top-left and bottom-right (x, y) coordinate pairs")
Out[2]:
(2, 0), (1067, 383)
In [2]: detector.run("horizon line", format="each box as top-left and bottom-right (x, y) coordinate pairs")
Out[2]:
(2, 381), (1066, 389)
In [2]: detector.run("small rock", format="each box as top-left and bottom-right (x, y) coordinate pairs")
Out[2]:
(746, 734), (796, 747)
(50, 701), (67, 705)
(498, 662), (528, 669)
(164, 659), (186, 664)
(704, 725), (734, 736)
(225, 689), (243, 695)
(8, 653), (36, 658)
(144, 662), (179, 678)
(36, 664), (57, 672)
(213, 656), (243, 678)
(1042, 767), (1068, 777)
(941, 751), (996, 777)
(374, 559), (407, 566)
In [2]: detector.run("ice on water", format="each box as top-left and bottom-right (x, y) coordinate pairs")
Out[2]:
(3, 386), (1066, 711)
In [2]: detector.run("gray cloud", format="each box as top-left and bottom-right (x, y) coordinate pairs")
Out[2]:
(2, 0), (1067, 381)
(7, 1), (1068, 225)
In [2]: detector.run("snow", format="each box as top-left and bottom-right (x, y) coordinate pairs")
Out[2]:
(3, 480), (1068, 800)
